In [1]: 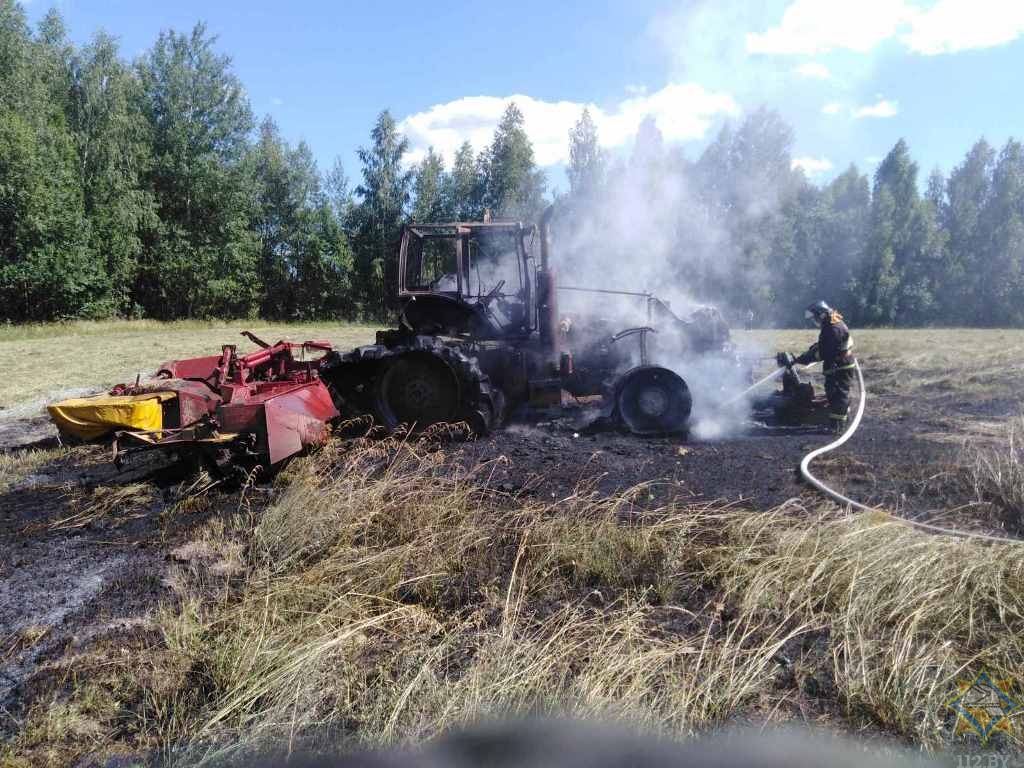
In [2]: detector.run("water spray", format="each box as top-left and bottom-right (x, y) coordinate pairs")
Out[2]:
(719, 361), (820, 411)
(720, 366), (785, 410)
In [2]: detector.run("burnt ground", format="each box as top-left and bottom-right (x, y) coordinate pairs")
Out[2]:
(0, 355), (1020, 758)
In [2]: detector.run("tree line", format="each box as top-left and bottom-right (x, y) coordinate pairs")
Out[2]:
(2, 1), (1022, 327)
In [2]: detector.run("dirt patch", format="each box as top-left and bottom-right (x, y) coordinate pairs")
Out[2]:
(0, 387), (99, 451)
(0, 446), (257, 722)
(0, 541), (137, 703)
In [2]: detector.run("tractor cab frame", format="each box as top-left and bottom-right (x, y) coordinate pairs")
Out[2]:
(398, 222), (536, 340)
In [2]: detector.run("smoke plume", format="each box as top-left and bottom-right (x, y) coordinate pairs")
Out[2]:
(547, 113), (798, 438)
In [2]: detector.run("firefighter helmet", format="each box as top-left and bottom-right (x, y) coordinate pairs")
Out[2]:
(804, 300), (832, 324)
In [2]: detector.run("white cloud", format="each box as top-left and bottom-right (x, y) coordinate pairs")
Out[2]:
(747, 0), (915, 55)
(853, 98), (899, 118)
(791, 156), (834, 176)
(865, 155), (883, 166)
(821, 102), (842, 115)
(748, 0), (1024, 56)
(270, 97), (284, 107)
(794, 61), (831, 79)
(398, 83), (740, 167)
(901, 0), (1024, 54)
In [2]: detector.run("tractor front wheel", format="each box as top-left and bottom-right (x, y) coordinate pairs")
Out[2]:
(615, 366), (691, 435)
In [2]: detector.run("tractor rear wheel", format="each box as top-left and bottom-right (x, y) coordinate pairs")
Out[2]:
(324, 336), (503, 435)
(375, 352), (461, 430)
(615, 366), (691, 435)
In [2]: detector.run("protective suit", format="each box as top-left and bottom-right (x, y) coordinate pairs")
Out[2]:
(790, 302), (856, 432)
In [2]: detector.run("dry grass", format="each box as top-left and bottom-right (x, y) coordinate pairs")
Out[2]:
(0, 319), (375, 409)
(4, 438), (1008, 764)
(957, 416), (1024, 532)
(5, 323), (1024, 765)
(0, 446), (70, 492)
(740, 328), (1024, 402)
(21, 482), (156, 534)
(1, 673), (135, 768)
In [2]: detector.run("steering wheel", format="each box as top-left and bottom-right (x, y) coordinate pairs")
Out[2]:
(479, 279), (506, 305)
(428, 272), (456, 290)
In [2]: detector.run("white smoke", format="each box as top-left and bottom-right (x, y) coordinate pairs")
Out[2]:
(547, 116), (792, 440)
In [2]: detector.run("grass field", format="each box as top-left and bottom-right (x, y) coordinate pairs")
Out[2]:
(3, 320), (1023, 411)
(2, 321), (1024, 766)
(0, 320), (376, 409)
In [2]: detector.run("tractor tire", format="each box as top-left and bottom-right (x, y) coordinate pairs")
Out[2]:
(614, 365), (691, 435)
(322, 336), (503, 435)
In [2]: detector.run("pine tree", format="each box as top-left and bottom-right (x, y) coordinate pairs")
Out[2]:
(411, 148), (448, 223)
(861, 187), (901, 324)
(324, 157), (352, 221)
(978, 140), (1024, 325)
(861, 139), (938, 324)
(941, 139), (994, 322)
(817, 164), (870, 318)
(692, 108), (800, 321)
(446, 141), (483, 220)
(352, 110), (412, 318)
(568, 107), (603, 200)
(483, 102), (546, 219)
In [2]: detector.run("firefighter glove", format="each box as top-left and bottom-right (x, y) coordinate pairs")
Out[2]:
(776, 351), (795, 368)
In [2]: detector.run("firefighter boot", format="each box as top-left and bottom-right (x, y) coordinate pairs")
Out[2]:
(826, 416), (847, 436)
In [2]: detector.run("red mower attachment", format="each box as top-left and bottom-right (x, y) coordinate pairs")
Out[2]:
(112, 332), (339, 476)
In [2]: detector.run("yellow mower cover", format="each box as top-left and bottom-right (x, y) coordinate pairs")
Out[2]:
(47, 391), (176, 441)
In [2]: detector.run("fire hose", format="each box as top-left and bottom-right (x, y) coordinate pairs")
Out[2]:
(733, 360), (1019, 544)
(799, 361), (1021, 545)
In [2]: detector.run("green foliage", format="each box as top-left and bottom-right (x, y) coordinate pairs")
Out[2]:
(856, 139), (945, 325)
(0, 2), (95, 321)
(71, 31), (156, 316)
(481, 102), (546, 219)
(687, 108), (802, 322)
(411, 148), (448, 223)
(136, 23), (259, 319)
(978, 140), (1024, 325)
(568, 107), (603, 200)
(1, 2), (1024, 327)
(253, 117), (353, 319)
(860, 188), (901, 324)
(351, 110), (412, 318)
(447, 141), (485, 221)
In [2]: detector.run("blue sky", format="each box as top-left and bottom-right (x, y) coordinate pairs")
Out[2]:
(25, 0), (1024, 190)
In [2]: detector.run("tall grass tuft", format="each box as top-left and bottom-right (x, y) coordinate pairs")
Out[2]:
(107, 438), (1024, 764)
(963, 416), (1024, 532)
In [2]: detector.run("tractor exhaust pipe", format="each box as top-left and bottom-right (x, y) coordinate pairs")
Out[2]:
(538, 204), (559, 355)
(539, 203), (554, 270)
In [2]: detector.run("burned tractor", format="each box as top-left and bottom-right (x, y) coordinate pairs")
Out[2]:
(45, 208), (748, 473)
(322, 207), (733, 436)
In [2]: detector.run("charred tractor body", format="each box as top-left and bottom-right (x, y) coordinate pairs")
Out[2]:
(321, 207), (735, 437)
(46, 207), (823, 473)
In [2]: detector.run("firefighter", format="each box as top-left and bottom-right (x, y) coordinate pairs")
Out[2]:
(777, 300), (857, 433)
